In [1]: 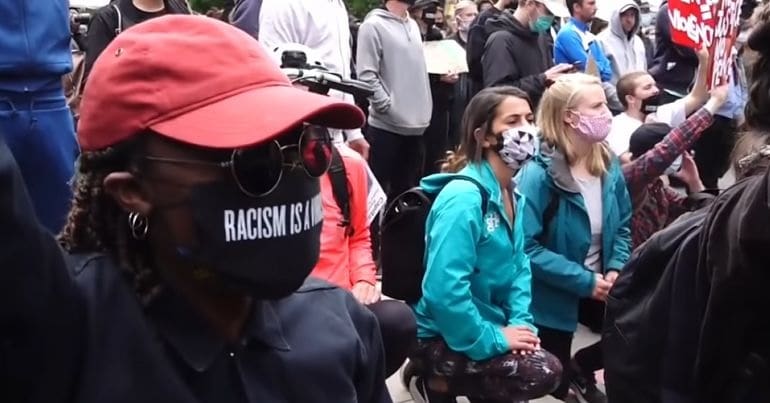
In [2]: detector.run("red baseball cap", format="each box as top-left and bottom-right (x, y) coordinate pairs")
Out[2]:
(77, 15), (365, 151)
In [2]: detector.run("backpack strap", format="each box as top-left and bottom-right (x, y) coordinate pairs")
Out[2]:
(113, 4), (123, 36)
(450, 176), (489, 216)
(328, 147), (353, 237)
(538, 187), (559, 243)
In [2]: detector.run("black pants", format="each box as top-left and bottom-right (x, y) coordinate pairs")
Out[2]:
(366, 126), (425, 201)
(423, 103), (450, 176)
(367, 300), (416, 377)
(537, 299), (606, 400)
(693, 115), (736, 191)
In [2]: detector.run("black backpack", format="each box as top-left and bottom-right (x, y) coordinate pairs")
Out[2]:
(380, 177), (489, 304)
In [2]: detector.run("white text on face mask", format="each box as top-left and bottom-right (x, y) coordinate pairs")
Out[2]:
(223, 194), (323, 242)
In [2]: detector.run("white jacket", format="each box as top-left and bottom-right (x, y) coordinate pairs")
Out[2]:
(597, 0), (647, 84)
(258, 0), (363, 142)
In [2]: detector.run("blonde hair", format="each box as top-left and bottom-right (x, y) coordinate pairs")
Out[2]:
(537, 73), (611, 177)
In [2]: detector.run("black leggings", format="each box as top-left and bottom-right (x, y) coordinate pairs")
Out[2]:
(537, 299), (606, 400)
(410, 338), (563, 402)
(367, 300), (416, 377)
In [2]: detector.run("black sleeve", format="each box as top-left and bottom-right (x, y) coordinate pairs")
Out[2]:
(466, 18), (486, 81)
(482, 33), (546, 98)
(350, 299), (391, 403)
(0, 136), (79, 334)
(84, 10), (118, 78)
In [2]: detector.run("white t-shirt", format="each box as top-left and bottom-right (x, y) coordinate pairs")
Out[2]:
(606, 98), (688, 155)
(575, 175), (603, 273)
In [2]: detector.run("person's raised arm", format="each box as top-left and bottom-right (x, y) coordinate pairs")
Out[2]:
(622, 84), (729, 193)
(682, 47), (712, 116)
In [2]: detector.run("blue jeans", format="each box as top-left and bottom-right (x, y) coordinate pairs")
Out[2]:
(0, 87), (78, 234)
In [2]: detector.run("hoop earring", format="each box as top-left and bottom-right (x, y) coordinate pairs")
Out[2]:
(128, 212), (149, 240)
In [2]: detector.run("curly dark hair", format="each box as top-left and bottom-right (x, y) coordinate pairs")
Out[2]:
(57, 137), (162, 305)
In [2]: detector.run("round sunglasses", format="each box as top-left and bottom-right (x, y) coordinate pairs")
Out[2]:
(143, 125), (333, 197)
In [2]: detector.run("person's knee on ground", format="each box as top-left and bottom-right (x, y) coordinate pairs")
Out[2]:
(368, 299), (416, 377)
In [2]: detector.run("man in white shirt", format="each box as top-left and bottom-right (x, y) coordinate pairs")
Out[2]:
(235, 0), (371, 159)
(606, 47), (711, 156)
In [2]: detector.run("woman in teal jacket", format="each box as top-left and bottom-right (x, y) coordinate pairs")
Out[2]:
(516, 74), (632, 402)
(406, 87), (561, 403)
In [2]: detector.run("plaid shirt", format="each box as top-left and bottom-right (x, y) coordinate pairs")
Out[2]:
(622, 108), (714, 248)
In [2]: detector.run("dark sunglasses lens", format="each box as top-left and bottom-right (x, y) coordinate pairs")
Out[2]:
(232, 142), (282, 196)
(299, 126), (332, 177)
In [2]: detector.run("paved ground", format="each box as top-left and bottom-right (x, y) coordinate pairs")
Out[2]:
(386, 325), (601, 403)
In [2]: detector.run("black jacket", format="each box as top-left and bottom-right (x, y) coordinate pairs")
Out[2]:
(466, 7), (503, 93)
(604, 171), (770, 403)
(0, 138), (390, 403)
(649, 1), (698, 97)
(481, 14), (551, 108)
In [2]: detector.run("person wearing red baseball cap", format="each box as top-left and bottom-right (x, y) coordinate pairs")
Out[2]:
(0, 15), (392, 403)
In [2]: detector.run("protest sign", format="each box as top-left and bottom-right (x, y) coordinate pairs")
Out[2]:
(707, 0), (743, 88)
(365, 163), (387, 226)
(668, 0), (743, 89)
(423, 40), (469, 75)
(668, 0), (716, 48)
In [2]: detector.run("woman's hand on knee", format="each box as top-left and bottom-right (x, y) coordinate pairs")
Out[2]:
(502, 326), (540, 353)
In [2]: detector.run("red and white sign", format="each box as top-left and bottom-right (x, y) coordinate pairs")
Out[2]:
(668, 0), (743, 89)
(707, 0), (743, 88)
(668, 0), (716, 48)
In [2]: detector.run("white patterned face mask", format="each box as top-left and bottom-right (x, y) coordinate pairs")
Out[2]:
(497, 125), (537, 171)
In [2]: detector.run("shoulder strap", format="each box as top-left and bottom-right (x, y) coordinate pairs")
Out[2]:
(113, 4), (123, 35)
(450, 176), (489, 216)
(328, 147), (353, 237)
(538, 188), (559, 242)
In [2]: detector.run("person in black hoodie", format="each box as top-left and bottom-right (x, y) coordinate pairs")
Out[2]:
(466, 0), (517, 97)
(648, 0), (698, 104)
(482, 0), (573, 108)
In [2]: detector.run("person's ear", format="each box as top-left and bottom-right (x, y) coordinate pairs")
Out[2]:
(625, 94), (637, 109)
(474, 127), (493, 148)
(564, 110), (578, 129)
(103, 172), (153, 216)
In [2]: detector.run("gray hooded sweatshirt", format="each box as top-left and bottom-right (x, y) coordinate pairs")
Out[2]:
(598, 0), (647, 84)
(356, 8), (432, 135)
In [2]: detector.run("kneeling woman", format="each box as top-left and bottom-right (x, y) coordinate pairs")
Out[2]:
(517, 73), (632, 402)
(408, 86), (562, 402)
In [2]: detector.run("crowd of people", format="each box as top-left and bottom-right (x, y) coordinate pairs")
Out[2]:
(1, 0), (769, 402)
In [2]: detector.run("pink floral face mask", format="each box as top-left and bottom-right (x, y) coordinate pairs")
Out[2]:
(571, 110), (612, 143)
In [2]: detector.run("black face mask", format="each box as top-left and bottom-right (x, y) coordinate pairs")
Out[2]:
(174, 168), (323, 300)
(421, 6), (437, 28)
(641, 92), (662, 114)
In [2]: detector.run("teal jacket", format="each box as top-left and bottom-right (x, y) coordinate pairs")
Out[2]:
(413, 161), (535, 361)
(516, 143), (632, 332)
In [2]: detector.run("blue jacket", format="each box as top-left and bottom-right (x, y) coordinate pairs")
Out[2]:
(554, 18), (612, 82)
(0, 0), (72, 91)
(516, 143), (632, 332)
(413, 161), (535, 361)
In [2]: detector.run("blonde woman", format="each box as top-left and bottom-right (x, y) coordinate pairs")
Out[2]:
(516, 73), (632, 402)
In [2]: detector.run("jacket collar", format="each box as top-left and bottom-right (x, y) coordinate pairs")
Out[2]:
(148, 289), (291, 373)
(537, 141), (581, 193)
